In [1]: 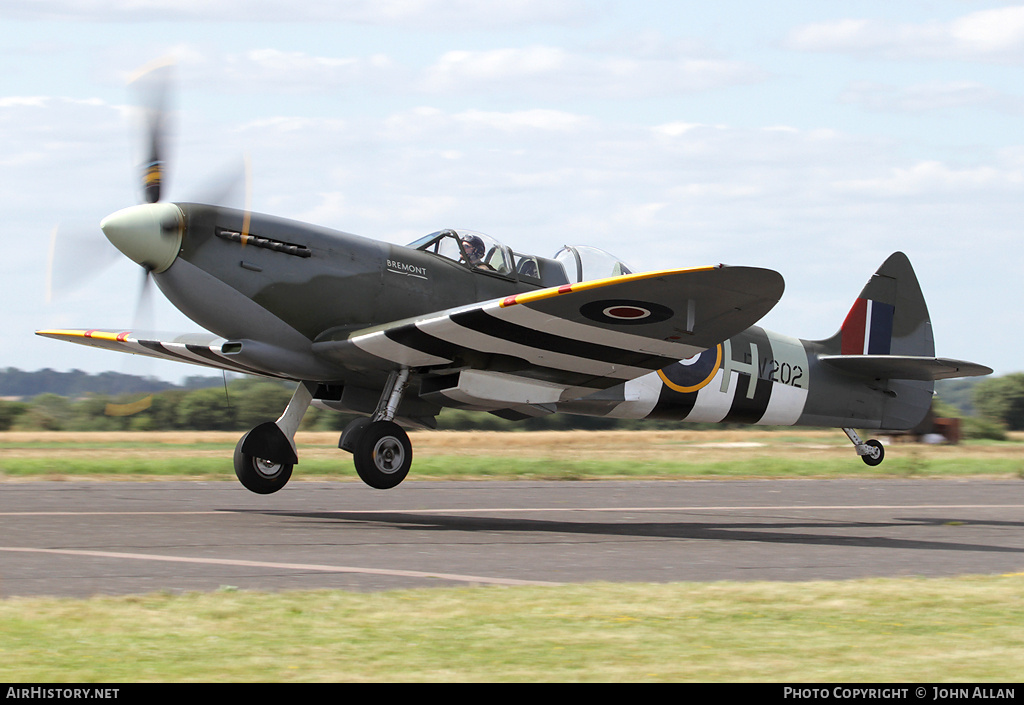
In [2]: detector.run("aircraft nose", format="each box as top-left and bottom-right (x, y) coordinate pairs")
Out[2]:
(100, 202), (183, 273)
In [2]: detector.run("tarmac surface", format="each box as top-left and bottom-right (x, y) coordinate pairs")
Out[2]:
(1, 479), (1023, 597)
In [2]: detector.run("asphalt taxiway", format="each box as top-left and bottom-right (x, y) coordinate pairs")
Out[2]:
(1, 479), (1022, 597)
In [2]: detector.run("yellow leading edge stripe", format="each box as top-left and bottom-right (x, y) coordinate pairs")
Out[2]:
(499, 265), (717, 308)
(36, 329), (132, 342)
(34, 329), (154, 416)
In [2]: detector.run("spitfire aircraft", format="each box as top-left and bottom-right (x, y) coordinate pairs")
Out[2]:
(38, 67), (992, 494)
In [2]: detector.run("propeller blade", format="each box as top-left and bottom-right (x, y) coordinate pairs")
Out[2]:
(128, 59), (175, 204)
(185, 152), (254, 243)
(104, 267), (157, 417)
(45, 222), (121, 303)
(132, 267), (155, 331)
(187, 152), (252, 211)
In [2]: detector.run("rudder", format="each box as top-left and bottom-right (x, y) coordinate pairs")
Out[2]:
(832, 251), (935, 359)
(818, 251), (936, 430)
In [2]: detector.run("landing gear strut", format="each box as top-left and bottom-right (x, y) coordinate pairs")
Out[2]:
(234, 381), (315, 494)
(339, 368), (413, 490)
(843, 427), (885, 466)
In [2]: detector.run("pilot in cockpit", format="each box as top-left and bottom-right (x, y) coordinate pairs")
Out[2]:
(460, 234), (493, 271)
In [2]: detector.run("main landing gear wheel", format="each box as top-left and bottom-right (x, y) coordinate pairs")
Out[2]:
(861, 439), (885, 467)
(234, 435), (293, 494)
(353, 420), (412, 490)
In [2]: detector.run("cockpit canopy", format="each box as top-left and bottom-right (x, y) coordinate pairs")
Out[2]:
(407, 229), (635, 287)
(409, 229), (514, 275)
(555, 245), (634, 284)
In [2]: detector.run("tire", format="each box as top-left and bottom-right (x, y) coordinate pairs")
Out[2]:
(860, 439), (885, 467)
(234, 437), (293, 494)
(353, 420), (412, 490)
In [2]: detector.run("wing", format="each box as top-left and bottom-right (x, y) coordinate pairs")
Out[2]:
(314, 264), (785, 408)
(34, 328), (290, 379)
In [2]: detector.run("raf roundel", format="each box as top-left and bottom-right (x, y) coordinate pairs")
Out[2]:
(657, 344), (723, 394)
(603, 305), (650, 320)
(579, 299), (674, 326)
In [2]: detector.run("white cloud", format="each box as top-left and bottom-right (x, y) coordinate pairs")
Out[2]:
(454, 108), (591, 132)
(949, 5), (1024, 54)
(840, 80), (1023, 114)
(834, 160), (1024, 197)
(224, 49), (397, 91)
(786, 6), (1024, 62)
(104, 42), (764, 102)
(421, 45), (764, 98)
(0, 0), (591, 28)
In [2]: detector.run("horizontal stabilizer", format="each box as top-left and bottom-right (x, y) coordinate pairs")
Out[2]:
(819, 354), (992, 381)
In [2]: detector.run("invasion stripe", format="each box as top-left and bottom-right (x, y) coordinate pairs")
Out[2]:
(383, 324), (464, 363)
(136, 340), (280, 379)
(450, 309), (681, 371)
(683, 368), (734, 423)
(353, 330), (452, 367)
(495, 303), (703, 361)
(649, 379), (701, 420)
(138, 339), (215, 366)
(182, 343), (289, 379)
(381, 323), (627, 390)
(720, 329), (772, 424)
(418, 315), (650, 380)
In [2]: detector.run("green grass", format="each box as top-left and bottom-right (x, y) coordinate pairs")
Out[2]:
(1, 576), (1022, 682)
(3, 431), (1022, 480)
(1, 454), (1021, 480)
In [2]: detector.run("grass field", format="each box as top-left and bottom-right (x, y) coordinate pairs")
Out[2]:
(2, 428), (1023, 480)
(2, 577), (1022, 682)
(2, 429), (1022, 682)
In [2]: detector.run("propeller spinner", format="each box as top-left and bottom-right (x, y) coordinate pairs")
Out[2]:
(100, 202), (182, 273)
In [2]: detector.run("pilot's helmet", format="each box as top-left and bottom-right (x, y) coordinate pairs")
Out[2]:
(461, 234), (485, 263)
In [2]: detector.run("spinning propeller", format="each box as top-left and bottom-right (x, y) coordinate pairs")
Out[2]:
(47, 58), (251, 311)
(45, 59), (178, 306)
(45, 59), (251, 414)
(101, 59), (182, 310)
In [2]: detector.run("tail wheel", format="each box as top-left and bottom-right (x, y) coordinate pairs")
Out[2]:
(353, 420), (412, 490)
(861, 439), (885, 467)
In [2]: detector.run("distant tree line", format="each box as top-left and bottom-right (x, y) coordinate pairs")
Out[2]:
(0, 378), (658, 433)
(0, 378), (297, 432)
(0, 367), (219, 398)
(0, 368), (1020, 435)
(969, 373), (1024, 432)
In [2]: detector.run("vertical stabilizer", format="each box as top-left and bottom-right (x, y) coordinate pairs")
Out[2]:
(814, 252), (936, 429)
(830, 251), (935, 359)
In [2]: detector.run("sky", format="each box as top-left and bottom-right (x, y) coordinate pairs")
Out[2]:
(2, 0), (1021, 383)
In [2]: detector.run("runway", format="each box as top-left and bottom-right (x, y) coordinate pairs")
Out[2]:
(1, 479), (1023, 597)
